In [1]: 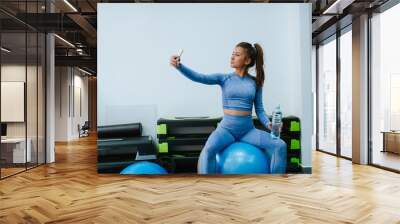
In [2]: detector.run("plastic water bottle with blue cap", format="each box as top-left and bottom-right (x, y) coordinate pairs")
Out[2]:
(271, 105), (282, 139)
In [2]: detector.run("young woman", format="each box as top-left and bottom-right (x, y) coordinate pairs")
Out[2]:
(170, 42), (287, 174)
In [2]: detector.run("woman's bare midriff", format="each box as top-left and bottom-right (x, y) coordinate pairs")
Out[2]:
(223, 109), (252, 116)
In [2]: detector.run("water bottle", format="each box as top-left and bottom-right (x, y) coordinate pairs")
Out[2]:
(271, 105), (282, 139)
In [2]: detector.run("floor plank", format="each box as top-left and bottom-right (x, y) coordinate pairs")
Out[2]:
(0, 135), (399, 223)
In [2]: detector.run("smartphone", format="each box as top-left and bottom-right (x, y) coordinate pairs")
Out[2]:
(178, 49), (184, 58)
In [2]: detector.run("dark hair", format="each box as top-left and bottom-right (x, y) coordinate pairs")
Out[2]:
(236, 42), (265, 87)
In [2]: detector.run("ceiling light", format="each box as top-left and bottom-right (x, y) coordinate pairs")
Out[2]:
(322, 0), (350, 15)
(63, 0), (78, 12)
(78, 67), (92, 76)
(54, 34), (75, 48)
(1, 47), (11, 53)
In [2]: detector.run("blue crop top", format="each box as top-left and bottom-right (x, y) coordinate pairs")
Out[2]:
(176, 64), (271, 129)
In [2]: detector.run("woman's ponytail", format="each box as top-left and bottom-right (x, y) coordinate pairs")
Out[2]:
(253, 43), (265, 87)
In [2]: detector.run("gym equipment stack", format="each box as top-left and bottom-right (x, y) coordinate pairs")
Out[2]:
(97, 123), (157, 173)
(156, 117), (221, 173)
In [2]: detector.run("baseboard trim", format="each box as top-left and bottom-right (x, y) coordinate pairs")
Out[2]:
(302, 166), (312, 174)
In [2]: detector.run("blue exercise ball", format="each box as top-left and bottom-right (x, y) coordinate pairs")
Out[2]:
(216, 142), (269, 174)
(120, 161), (168, 175)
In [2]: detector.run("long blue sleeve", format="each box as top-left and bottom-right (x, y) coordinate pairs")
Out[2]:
(175, 63), (271, 124)
(176, 64), (226, 85)
(254, 87), (270, 130)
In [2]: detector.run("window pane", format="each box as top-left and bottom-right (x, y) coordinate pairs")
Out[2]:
(318, 37), (337, 154)
(371, 3), (400, 171)
(340, 29), (352, 158)
(1, 31), (27, 177)
(27, 31), (38, 169)
(38, 32), (46, 165)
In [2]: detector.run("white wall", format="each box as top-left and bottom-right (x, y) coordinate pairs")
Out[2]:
(55, 67), (68, 141)
(98, 3), (313, 168)
(55, 67), (89, 141)
(72, 72), (89, 138)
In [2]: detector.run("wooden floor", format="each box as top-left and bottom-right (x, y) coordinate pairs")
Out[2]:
(1, 167), (26, 178)
(1, 163), (45, 178)
(0, 136), (400, 224)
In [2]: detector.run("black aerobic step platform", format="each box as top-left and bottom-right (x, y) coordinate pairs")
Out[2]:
(286, 150), (302, 173)
(157, 137), (208, 154)
(280, 134), (301, 154)
(98, 136), (156, 157)
(158, 155), (198, 174)
(98, 123), (142, 139)
(157, 117), (221, 139)
(97, 161), (134, 173)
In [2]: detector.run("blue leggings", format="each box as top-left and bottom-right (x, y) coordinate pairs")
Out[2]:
(198, 114), (287, 174)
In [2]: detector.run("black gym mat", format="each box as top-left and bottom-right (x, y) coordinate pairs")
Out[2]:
(98, 123), (142, 139)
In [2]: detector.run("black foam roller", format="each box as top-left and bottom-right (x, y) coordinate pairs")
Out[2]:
(98, 123), (142, 139)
